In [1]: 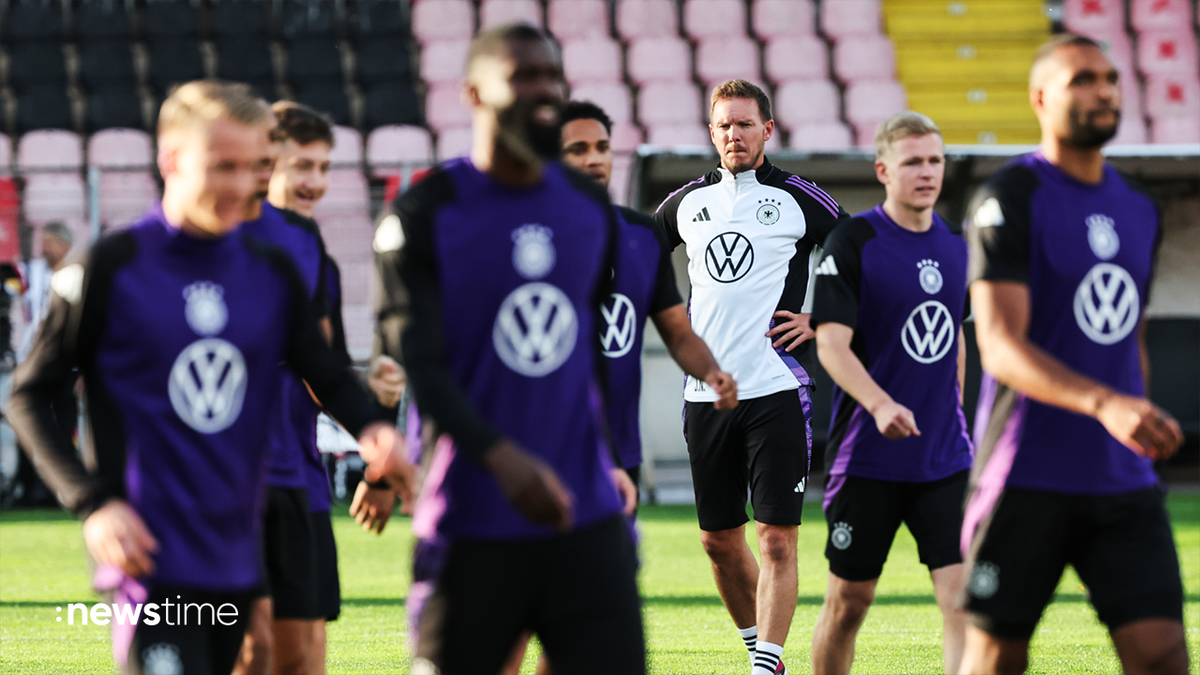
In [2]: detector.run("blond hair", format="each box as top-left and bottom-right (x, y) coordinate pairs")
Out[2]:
(710, 79), (773, 122)
(874, 111), (942, 160)
(158, 80), (269, 140)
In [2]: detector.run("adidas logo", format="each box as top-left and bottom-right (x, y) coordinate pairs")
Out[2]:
(692, 207), (712, 222)
(815, 256), (839, 276)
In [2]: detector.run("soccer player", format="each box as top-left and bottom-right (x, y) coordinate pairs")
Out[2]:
(6, 80), (411, 675)
(374, 24), (645, 674)
(961, 34), (1187, 675)
(654, 79), (849, 675)
(809, 111), (970, 675)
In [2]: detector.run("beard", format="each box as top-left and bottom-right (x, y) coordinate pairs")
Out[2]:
(1065, 104), (1121, 149)
(496, 98), (563, 162)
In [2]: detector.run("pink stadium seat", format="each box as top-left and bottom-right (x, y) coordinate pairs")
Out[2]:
(548, 0), (610, 39)
(684, 0), (747, 39)
(1144, 75), (1200, 117)
(366, 125), (435, 172)
(329, 126), (363, 167)
(88, 129), (154, 169)
(1131, 0), (1194, 32)
(318, 170), (371, 212)
(763, 36), (829, 84)
(773, 80), (841, 130)
(562, 36), (624, 84)
(570, 82), (634, 124)
(436, 126), (474, 160)
(695, 37), (762, 90)
(1063, 0), (1127, 36)
(412, 0), (475, 44)
(821, 0), (882, 40)
(1136, 31), (1199, 76)
(852, 122), (881, 147)
(321, 214), (375, 262)
(425, 82), (472, 132)
(753, 0), (816, 41)
(1109, 113), (1148, 144)
(22, 173), (86, 235)
(626, 37), (693, 85)
(844, 80), (907, 125)
(0, 134), (10, 174)
(17, 130), (83, 171)
(420, 39), (471, 84)
(646, 124), (711, 147)
(479, 0), (543, 30)
(610, 153), (633, 205)
(638, 82), (703, 126)
(610, 122), (645, 153)
(787, 121), (854, 152)
(99, 171), (158, 230)
(1149, 115), (1200, 143)
(833, 34), (895, 83)
(615, 0), (679, 40)
(1090, 30), (1136, 80)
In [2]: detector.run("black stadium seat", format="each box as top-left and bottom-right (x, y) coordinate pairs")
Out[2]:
(295, 82), (352, 126)
(276, 0), (339, 42)
(8, 43), (68, 93)
(215, 38), (276, 95)
(346, 0), (409, 44)
(142, 0), (200, 39)
(16, 86), (74, 133)
(211, 0), (268, 38)
(147, 39), (206, 95)
(78, 41), (138, 93)
(286, 37), (344, 86)
(2, 0), (62, 44)
(74, 0), (132, 43)
(362, 82), (422, 130)
(85, 88), (145, 132)
(355, 37), (414, 87)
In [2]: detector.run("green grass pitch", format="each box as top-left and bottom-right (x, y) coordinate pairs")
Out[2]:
(2, 496), (1197, 674)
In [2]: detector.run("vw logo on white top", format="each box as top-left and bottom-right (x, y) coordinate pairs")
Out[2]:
(493, 282), (578, 377)
(1074, 263), (1139, 345)
(705, 232), (754, 283)
(168, 338), (248, 434)
(599, 293), (637, 358)
(901, 301), (955, 364)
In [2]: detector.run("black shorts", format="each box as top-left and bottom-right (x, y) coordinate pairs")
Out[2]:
(685, 387), (813, 531)
(312, 510), (341, 622)
(962, 485), (1184, 640)
(262, 486), (320, 620)
(119, 585), (254, 675)
(414, 516), (645, 675)
(824, 470), (967, 581)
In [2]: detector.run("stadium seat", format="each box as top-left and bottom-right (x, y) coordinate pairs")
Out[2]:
(85, 89), (145, 132)
(610, 122), (645, 153)
(1136, 31), (1200, 77)
(436, 126), (474, 160)
(1092, 31), (1137, 81)
(638, 82), (703, 126)
(275, 0), (338, 42)
(346, 0), (409, 43)
(1144, 75), (1200, 118)
(142, 1), (199, 39)
(99, 172), (159, 230)
(610, 153), (633, 205)
(18, 130), (83, 171)
(1062, 0), (1127, 36)
(357, 36), (416, 86)
(1109, 114), (1148, 144)
(287, 37), (344, 87)
(569, 82), (634, 124)
(362, 83), (423, 130)
(0, 134), (11, 174)
(821, 0), (883, 40)
(366, 125), (435, 173)
(330, 126), (364, 167)
(420, 39), (472, 85)
(852, 122), (882, 147)
(8, 43), (67, 94)
(547, 0), (610, 39)
(479, 0), (543, 30)
(773, 80), (841, 130)
(1149, 115), (1200, 143)
(215, 38), (276, 96)
(763, 36), (830, 84)
(562, 37), (624, 84)
(88, 129), (154, 169)
(211, 0), (269, 37)
(424, 83), (472, 132)
(615, 0), (680, 40)
(78, 42), (138, 93)
(695, 37), (762, 90)
(412, 0), (475, 44)
(15, 87), (74, 134)
(753, 0), (817, 41)
(844, 80), (908, 125)
(295, 83), (353, 127)
(1, 0), (61, 43)
(646, 124), (711, 146)
(833, 34), (896, 83)
(147, 39), (207, 95)
(75, 0), (131, 43)
(683, 0), (747, 39)
(21, 173), (86, 234)
(1131, 0), (1194, 32)
(318, 169), (371, 211)
(626, 37), (693, 85)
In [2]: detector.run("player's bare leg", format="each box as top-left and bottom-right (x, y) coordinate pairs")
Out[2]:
(311, 620), (328, 675)
(1110, 618), (1188, 675)
(271, 620), (313, 675)
(811, 574), (876, 675)
(232, 597), (274, 675)
(755, 522), (798, 649)
(959, 625), (1029, 675)
(931, 564), (967, 674)
(700, 525), (760, 630)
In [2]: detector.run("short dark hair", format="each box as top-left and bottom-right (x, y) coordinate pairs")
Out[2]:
(710, 79), (773, 122)
(1030, 34), (1106, 86)
(561, 101), (612, 135)
(271, 101), (334, 147)
(466, 23), (559, 76)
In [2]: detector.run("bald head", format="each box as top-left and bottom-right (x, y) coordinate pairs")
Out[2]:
(1029, 34), (1107, 88)
(1028, 34), (1121, 150)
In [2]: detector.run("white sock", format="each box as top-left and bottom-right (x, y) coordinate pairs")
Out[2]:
(737, 625), (757, 666)
(751, 640), (784, 675)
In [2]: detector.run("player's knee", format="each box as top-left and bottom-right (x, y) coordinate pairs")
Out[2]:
(699, 529), (744, 561)
(756, 526), (797, 565)
(826, 585), (873, 629)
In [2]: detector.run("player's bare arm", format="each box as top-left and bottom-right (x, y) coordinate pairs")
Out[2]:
(651, 304), (737, 410)
(83, 500), (160, 579)
(972, 280), (1182, 459)
(816, 321), (919, 440)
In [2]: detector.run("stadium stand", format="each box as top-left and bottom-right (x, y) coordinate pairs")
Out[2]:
(479, 0), (543, 30)
(547, 0), (610, 38)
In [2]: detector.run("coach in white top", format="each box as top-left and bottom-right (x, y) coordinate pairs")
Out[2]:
(655, 79), (848, 675)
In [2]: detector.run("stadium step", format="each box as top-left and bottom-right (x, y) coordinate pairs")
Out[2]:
(883, 0), (1051, 39)
(932, 120), (1041, 145)
(894, 39), (1045, 85)
(906, 83), (1037, 124)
